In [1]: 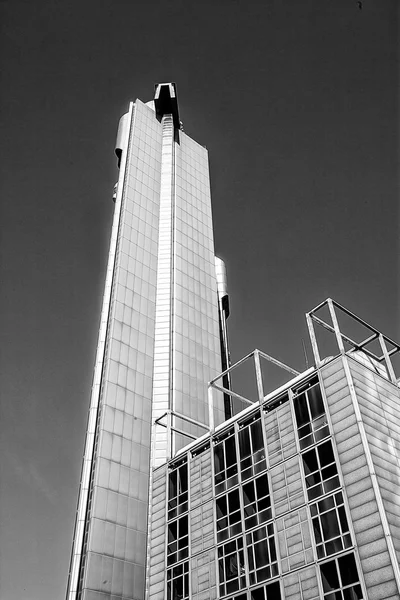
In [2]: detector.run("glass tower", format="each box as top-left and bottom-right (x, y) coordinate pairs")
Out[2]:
(66, 83), (230, 600)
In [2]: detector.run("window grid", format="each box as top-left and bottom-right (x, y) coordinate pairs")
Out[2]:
(243, 474), (272, 531)
(302, 439), (340, 501)
(216, 489), (242, 543)
(218, 537), (246, 597)
(246, 524), (279, 586)
(214, 429), (239, 496)
(167, 515), (189, 566)
(310, 491), (352, 559)
(167, 562), (190, 600)
(249, 581), (282, 600)
(320, 553), (363, 599)
(168, 461), (188, 520)
(293, 379), (330, 450)
(238, 416), (267, 482)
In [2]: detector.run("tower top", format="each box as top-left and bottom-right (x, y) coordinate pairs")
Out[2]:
(154, 82), (180, 130)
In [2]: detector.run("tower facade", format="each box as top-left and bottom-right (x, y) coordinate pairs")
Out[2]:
(67, 84), (230, 600)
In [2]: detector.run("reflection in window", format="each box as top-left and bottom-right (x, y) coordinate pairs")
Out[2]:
(293, 379), (329, 450)
(243, 474), (272, 530)
(238, 416), (266, 481)
(250, 581), (281, 600)
(310, 491), (352, 559)
(246, 524), (278, 586)
(168, 461), (188, 520)
(302, 440), (340, 501)
(218, 537), (246, 597)
(167, 515), (189, 565)
(214, 429), (238, 496)
(167, 562), (189, 600)
(320, 553), (363, 599)
(216, 489), (242, 542)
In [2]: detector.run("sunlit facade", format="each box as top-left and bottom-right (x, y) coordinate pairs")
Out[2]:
(66, 83), (231, 600)
(148, 301), (400, 600)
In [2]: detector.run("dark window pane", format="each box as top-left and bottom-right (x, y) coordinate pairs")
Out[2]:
(321, 511), (341, 541)
(180, 517), (188, 536)
(323, 465), (338, 480)
(326, 539), (343, 556)
(230, 490), (241, 512)
(243, 482), (255, 505)
(306, 471), (321, 487)
(321, 560), (340, 592)
(303, 448), (318, 474)
(318, 496), (335, 514)
(251, 588), (265, 600)
(313, 518), (323, 544)
(294, 393), (309, 427)
(343, 584), (363, 600)
(239, 428), (251, 459)
(214, 445), (224, 474)
(308, 484), (324, 500)
(308, 385), (324, 419)
(169, 471), (177, 498)
(256, 475), (269, 498)
(318, 441), (335, 467)
(217, 496), (227, 519)
(266, 581), (281, 599)
(179, 466), (188, 493)
(254, 541), (270, 567)
(338, 554), (358, 586)
(338, 507), (349, 533)
(251, 421), (264, 452)
(226, 437), (237, 467)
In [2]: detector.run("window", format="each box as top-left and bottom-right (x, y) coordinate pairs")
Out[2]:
(293, 379), (329, 450)
(310, 491), (352, 559)
(167, 515), (189, 565)
(250, 581), (281, 600)
(218, 537), (246, 597)
(168, 461), (188, 520)
(167, 562), (189, 600)
(238, 416), (266, 481)
(243, 474), (272, 530)
(246, 524), (278, 585)
(216, 489), (242, 542)
(302, 440), (340, 501)
(214, 429), (238, 495)
(320, 553), (363, 599)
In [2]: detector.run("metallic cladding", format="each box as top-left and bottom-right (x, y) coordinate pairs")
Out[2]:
(67, 86), (227, 600)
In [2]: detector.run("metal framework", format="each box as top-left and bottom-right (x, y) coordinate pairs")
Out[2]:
(306, 298), (400, 384)
(208, 350), (300, 431)
(154, 298), (400, 457)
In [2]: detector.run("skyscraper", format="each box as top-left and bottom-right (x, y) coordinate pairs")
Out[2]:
(67, 83), (231, 600)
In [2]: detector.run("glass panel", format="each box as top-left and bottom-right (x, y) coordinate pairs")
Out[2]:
(303, 448), (318, 474)
(321, 560), (340, 592)
(239, 428), (251, 458)
(294, 393), (309, 426)
(318, 441), (335, 468)
(338, 554), (358, 586)
(308, 385), (324, 419)
(251, 420), (264, 452)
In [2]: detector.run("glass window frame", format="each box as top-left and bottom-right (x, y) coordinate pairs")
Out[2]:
(310, 491), (352, 559)
(246, 524), (279, 586)
(238, 415), (267, 482)
(293, 378), (330, 450)
(319, 552), (363, 599)
(302, 439), (340, 501)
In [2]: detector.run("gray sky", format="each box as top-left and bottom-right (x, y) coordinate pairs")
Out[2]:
(0, 0), (398, 598)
